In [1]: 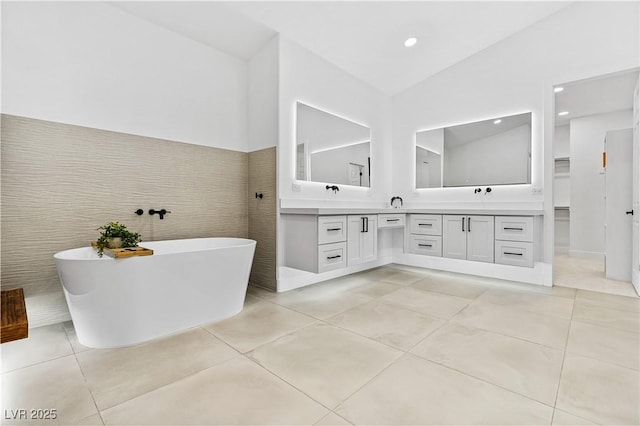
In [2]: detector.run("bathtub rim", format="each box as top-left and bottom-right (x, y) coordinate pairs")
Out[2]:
(54, 237), (257, 261)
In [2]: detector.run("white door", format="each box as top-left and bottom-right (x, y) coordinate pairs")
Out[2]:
(361, 215), (377, 264)
(633, 77), (640, 293)
(604, 129), (633, 282)
(443, 215), (467, 260)
(467, 216), (495, 263)
(348, 163), (363, 187)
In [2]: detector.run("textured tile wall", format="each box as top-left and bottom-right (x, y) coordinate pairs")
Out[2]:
(1, 114), (251, 326)
(248, 147), (277, 291)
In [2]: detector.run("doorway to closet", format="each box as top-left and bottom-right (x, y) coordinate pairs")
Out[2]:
(553, 69), (639, 297)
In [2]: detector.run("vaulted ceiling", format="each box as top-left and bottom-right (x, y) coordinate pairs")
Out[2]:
(109, 1), (572, 95)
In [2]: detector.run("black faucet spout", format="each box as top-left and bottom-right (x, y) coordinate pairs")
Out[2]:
(149, 208), (171, 220)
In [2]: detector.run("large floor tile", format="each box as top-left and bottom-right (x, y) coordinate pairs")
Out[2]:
(379, 287), (470, 319)
(567, 321), (639, 370)
(328, 301), (446, 351)
(246, 285), (278, 300)
(1, 355), (98, 425)
(64, 414), (104, 425)
(499, 281), (577, 299)
(411, 274), (490, 300)
(343, 280), (401, 298)
(376, 270), (425, 286)
(1, 323), (73, 373)
(314, 412), (352, 425)
(551, 409), (597, 425)
(101, 357), (328, 425)
(451, 302), (570, 348)
(554, 254), (638, 297)
(317, 272), (401, 298)
(556, 354), (640, 426)
(411, 323), (564, 405)
(270, 285), (373, 320)
(335, 354), (552, 425)
(479, 276), (577, 299)
(475, 288), (574, 320)
(575, 288), (639, 312)
(248, 323), (402, 408)
(573, 298), (640, 333)
(77, 327), (238, 410)
(203, 300), (316, 353)
(63, 321), (92, 354)
(355, 267), (425, 285)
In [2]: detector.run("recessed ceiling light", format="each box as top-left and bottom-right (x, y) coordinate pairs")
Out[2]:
(404, 37), (418, 47)
(554, 87), (564, 93)
(558, 111), (569, 116)
(493, 119), (502, 124)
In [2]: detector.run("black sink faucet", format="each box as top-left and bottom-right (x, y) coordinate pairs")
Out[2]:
(149, 209), (171, 219)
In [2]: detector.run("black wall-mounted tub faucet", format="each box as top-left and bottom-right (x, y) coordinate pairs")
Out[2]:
(326, 185), (340, 193)
(149, 209), (171, 220)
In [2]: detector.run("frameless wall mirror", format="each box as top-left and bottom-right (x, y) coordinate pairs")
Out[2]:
(415, 112), (532, 188)
(296, 102), (371, 187)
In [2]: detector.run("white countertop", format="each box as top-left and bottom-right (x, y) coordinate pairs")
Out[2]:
(280, 207), (544, 216)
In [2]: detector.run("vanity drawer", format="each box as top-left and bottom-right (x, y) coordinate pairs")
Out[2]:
(410, 214), (442, 235)
(494, 241), (534, 268)
(318, 216), (347, 244)
(495, 216), (534, 242)
(409, 235), (442, 257)
(318, 242), (347, 273)
(378, 214), (406, 229)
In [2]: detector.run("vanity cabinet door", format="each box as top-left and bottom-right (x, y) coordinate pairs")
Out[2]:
(443, 215), (494, 263)
(361, 215), (377, 264)
(442, 215), (467, 260)
(467, 216), (495, 263)
(347, 215), (377, 266)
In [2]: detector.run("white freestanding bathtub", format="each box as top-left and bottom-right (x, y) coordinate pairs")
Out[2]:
(54, 238), (256, 348)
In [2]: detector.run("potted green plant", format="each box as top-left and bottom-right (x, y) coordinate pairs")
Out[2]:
(95, 221), (141, 257)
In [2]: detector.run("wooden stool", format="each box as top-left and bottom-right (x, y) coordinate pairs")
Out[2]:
(1, 288), (28, 343)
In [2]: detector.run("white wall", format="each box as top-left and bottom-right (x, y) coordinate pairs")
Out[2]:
(248, 36), (279, 152)
(392, 1), (639, 282)
(1, 2), (248, 151)
(569, 110), (633, 258)
(278, 36), (393, 208)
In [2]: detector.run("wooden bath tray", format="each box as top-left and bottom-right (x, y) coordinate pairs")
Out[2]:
(91, 242), (153, 258)
(1, 288), (28, 343)
(104, 246), (153, 258)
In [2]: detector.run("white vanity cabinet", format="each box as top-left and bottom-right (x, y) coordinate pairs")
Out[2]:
(408, 214), (443, 256)
(347, 215), (377, 266)
(282, 215), (347, 273)
(442, 215), (495, 263)
(494, 216), (534, 267)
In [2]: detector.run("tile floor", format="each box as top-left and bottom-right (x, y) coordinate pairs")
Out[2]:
(554, 253), (638, 297)
(1, 264), (639, 425)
